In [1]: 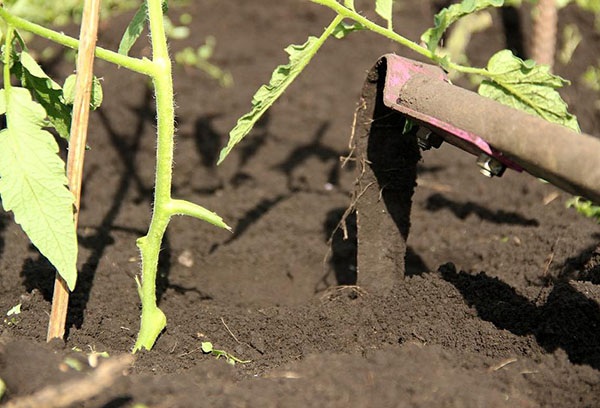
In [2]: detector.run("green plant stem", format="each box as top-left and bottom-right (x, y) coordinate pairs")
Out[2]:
(0, 7), (155, 76)
(310, 0), (490, 77)
(3, 25), (13, 93)
(132, 0), (175, 353)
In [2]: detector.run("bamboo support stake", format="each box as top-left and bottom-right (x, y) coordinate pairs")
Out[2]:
(531, 0), (557, 68)
(47, 0), (102, 342)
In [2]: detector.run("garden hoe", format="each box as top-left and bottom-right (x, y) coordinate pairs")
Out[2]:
(354, 54), (600, 294)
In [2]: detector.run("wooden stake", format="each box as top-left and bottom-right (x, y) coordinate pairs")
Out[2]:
(531, 0), (557, 68)
(47, 0), (102, 342)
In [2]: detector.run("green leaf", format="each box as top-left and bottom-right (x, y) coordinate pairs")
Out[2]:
(421, 0), (504, 52)
(118, 2), (148, 56)
(478, 50), (580, 132)
(201, 342), (213, 353)
(0, 87), (77, 290)
(567, 196), (600, 223)
(332, 20), (366, 39)
(6, 303), (21, 316)
(218, 36), (325, 164)
(375, 0), (393, 29)
(118, 0), (169, 55)
(62, 74), (103, 110)
(13, 50), (72, 140)
(0, 376), (5, 401)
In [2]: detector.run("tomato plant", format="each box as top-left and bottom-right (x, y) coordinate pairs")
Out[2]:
(0, 0), (230, 352)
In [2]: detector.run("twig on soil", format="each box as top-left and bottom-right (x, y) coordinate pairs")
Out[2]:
(3, 355), (133, 408)
(542, 237), (560, 276)
(542, 191), (560, 206)
(221, 317), (242, 345)
(489, 357), (517, 372)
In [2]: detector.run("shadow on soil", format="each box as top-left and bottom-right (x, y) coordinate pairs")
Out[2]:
(425, 193), (539, 226)
(271, 121), (342, 191)
(189, 113), (224, 195)
(440, 262), (600, 370)
(560, 242), (600, 284)
(0, 213), (8, 261)
(324, 208), (357, 287)
(220, 194), (289, 248)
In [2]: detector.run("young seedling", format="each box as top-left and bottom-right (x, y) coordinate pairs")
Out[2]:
(200, 342), (250, 366)
(0, 0), (230, 351)
(174, 36), (233, 87)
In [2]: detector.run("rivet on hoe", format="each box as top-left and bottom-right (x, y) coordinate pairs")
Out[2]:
(476, 153), (506, 178)
(416, 127), (443, 151)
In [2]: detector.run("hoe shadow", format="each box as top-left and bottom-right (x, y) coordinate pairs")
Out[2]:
(417, 164), (446, 175)
(425, 193), (539, 226)
(271, 121), (343, 192)
(440, 262), (600, 370)
(322, 208), (358, 288)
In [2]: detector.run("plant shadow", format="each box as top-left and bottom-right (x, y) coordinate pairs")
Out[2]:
(217, 194), (289, 249)
(0, 212), (9, 261)
(271, 121), (343, 192)
(439, 262), (600, 370)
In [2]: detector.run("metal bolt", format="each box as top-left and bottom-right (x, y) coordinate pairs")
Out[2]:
(476, 153), (506, 178)
(416, 127), (443, 151)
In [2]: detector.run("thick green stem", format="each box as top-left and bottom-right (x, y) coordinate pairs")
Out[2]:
(3, 26), (13, 93)
(0, 7), (155, 76)
(132, 0), (175, 353)
(311, 0), (490, 78)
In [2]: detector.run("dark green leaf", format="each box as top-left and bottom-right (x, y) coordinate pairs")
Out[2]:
(332, 21), (366, 39)
(118, 1), (149, 56)
(218, 35), (325, 164)
(421, 0), (504, 52)
(13, 50), (72, 140)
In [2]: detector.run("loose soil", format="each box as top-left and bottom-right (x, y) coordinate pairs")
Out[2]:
(1, 0), (600, 407)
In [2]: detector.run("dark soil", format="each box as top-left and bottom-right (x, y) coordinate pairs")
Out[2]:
(1, 0), (600, 407)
